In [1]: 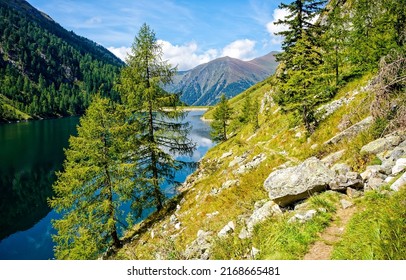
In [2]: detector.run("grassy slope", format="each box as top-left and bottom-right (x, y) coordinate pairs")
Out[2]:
(113, 71), (403, 260)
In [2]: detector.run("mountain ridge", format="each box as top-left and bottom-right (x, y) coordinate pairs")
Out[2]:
(168, 51), (279, 106)
(0, 0), (123, 122)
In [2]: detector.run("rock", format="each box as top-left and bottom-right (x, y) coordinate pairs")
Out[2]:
(288, 209), (317, 223)
(330, 171), (363, 191)
(184, 230), (213, 260)
(218, 221), (235, 238)
(174, 222), (182, 230)
(346, 187), (363, 198)
(378, 146), (406, 175)
(251, 247), (260, 259)
(206, 211), (219, 219)
(384, 176), (395, 183)
(238, 227), (250, 240)
(222, 179), (239, 190)
(360, 165), (384, 181)
(364, 177), (385, 191)
(390, 172), (406, 191)
(360, 134), (402, 155)
(392, 158), (406, 175)
(264, 157), (335, 206)
(321, 150), (345, 167)
(170, 214), (178, 225)
(229, 153), (248, 167)
(246, 201), (278, 234)
(220, 151), (233, 160)
(340, 199), (353, 209)
(311, 144), (319, 150)
(234, 153), (266, 174)
(324, 116), (373, 145)
(331, 163), (352, 175)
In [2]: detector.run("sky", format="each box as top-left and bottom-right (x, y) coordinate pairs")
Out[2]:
(27, 0), (289, 70)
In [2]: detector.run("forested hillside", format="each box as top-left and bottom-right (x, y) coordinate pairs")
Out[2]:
(0, 0), (123, 122)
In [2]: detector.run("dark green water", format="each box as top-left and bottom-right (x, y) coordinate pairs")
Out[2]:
(0, 111), (213, 259)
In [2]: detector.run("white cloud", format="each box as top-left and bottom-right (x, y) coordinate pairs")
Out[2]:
(107, 46), (130, 62)
(221, 39), (257, 60)
(158, 40), (218, 71)
(266, 8), (290, 44)
(108, 38), (259, 70)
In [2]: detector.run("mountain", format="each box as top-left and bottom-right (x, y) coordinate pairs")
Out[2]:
(167, 51), (278, 106)
(0, 0), (123, 122)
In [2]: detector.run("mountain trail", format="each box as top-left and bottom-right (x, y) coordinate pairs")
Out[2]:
(303, 205), (357, 260)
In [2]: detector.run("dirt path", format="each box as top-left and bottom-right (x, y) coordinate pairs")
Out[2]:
(304, 205), (357, 260)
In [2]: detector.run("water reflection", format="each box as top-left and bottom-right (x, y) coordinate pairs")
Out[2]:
(0, 111), (213, 259)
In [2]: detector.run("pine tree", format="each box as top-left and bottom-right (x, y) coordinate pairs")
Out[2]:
(210, 94), (233, 142)
(274, 0), (327, 66)
(117, 23), (195, 212)
(49, 96), (139, 259)
(274, 31), (328, 133)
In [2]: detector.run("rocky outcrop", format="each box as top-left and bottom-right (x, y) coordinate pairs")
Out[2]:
(329, 163), (363, 191)
(324, 116), (374, 145)
(360, 133), (403, 155)
(184, 230), (213, 260)
(264, 157), (335, 206)
(234, 153), (267, 174)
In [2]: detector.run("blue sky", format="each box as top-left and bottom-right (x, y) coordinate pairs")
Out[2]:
(27, 0), (289, 70)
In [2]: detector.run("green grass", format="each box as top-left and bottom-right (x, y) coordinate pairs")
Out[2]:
(250, 191), (340, 260)
(332, 187), (406, 260)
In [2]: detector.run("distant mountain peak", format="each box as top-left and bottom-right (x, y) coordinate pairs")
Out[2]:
(166, 52), (279, 106)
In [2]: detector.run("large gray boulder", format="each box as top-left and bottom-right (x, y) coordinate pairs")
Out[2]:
(360, 134), (403, 155)
(264, 157), (335, 206)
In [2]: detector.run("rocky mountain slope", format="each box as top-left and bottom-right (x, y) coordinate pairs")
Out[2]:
(108, 70), (405, 260)
(167, 52), (278, 105)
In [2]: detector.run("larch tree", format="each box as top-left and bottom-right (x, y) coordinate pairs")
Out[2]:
(117, 23), (195, 214)
(210, 94), (233, 142)
(49, 96), (139, 259)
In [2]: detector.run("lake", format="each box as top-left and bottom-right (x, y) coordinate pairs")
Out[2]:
(0, 110), (213, 260)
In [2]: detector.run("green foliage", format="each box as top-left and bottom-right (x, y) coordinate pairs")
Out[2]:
(332, 188), (406, 259)
(0, 2), (122, 122)
(210, 94), (233, 142)
(117, 23), (195, 212)
(274, 0), (327, 65)
(274, 31), (329, 133)
(49, 96), (139, 259)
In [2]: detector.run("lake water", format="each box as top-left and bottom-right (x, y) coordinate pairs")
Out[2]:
(0, 110), (213, 260)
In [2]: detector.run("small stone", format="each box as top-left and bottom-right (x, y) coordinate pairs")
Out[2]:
(220, 151), (233, 160)
(392, 158), (406, 175)
(238, 227), (250, 240)
(390, 172), (406, 191)
(174, 222), (182, 230)
(251, 247), (260, 259)
(346, 187), (362, 198)
(340, 199), (353, 209)
(218, 221), (235, 237)
(364, 177), (385, 191)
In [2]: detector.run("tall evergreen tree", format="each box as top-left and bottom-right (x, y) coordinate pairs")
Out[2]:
(117, 23), (195, 212)
(210, 94), (233, 142)
(274, 0), (327, 66)
(274, 31), (328, 133)
(49, 96), (138, 259)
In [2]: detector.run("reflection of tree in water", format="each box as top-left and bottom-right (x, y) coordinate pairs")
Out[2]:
(0, 163), (57, 240)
